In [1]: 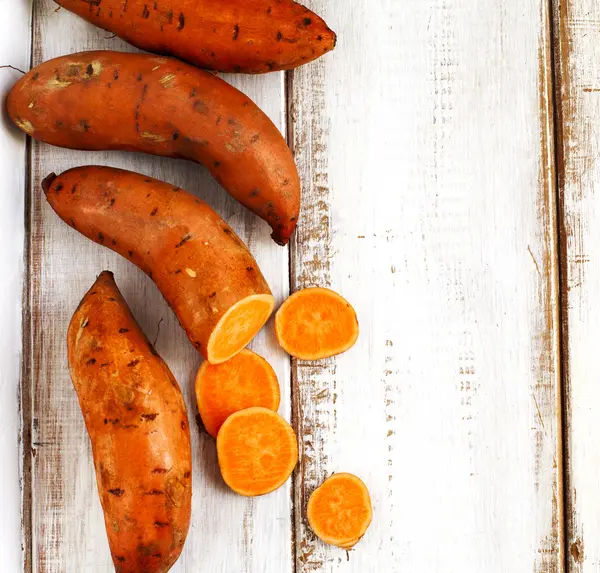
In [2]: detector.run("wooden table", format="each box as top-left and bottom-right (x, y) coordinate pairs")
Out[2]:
(0, 0), (598, 571)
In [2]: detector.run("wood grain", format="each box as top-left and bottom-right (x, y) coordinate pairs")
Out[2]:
(290, 1), (563, 571)
(5, 0), (592, 571)
(0, 1), (32, 571)
(26, 2), (292, 571)
(553, 0), (600, 570)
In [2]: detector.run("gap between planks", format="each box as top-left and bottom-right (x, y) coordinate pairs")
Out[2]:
(534, 0), (565, 568)
(547, 2), (571, 571)
(548, 0), (583, 571)
(284, 67), (300, 573)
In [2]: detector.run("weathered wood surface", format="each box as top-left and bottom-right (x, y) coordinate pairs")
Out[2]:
(290, 1), (562, 572)
(554, 0), (600, 570)
(0, 1), (32, 571)
(24, 2), (291, 571)
(2, 0), (592, 571)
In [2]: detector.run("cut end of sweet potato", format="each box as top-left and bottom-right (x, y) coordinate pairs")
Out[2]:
(337, 538), (360, 549)
(307, 473), (373, 549)
(207, 294), (275, 364)
(195, 349), (281, 439)
(216, 407), (298, 496)
(275, 288), (359, 360)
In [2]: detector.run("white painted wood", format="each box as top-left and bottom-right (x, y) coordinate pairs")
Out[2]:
(554, 1), (600, 570)
(10, 1), (584, 571)
(291, 1), (562, 572)
(27, 2), (291, 571)
(0, 1), (31, 571)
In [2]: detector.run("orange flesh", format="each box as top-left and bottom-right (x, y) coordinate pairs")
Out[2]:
(307, 473), (372, 548)
(338, 538), (360, 549)
(217, 407), (298, 496)
(195, 349), (281, 439)
(275, 288), (359, 360)
(207, 294), (274, 364)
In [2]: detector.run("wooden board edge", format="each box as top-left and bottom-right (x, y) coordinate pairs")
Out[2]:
(549, 0), (586, 568)
(284, 67), (297, 570)
(536, 1), (565, 569)
(20, 133), (33, 573)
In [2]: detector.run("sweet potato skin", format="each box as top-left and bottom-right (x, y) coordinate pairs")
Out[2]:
(68, 271), (192, 573)
(44, 166), (272, 359)
(54, 0), (336, 74)
(7, 51), (299, 244)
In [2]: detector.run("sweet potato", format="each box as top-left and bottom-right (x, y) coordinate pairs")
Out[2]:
(307, 473), (372, 549)
(54, 0), (336, 74)
(216, 407), (298, 496)
(275, 287), (359, 360)
(7, 50), (300, 244)
(44, 166), (274, 364)
(68, 271), (192, 573)
(195, 349), (280, 438)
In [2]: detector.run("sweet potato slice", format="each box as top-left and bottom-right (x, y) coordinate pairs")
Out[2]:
(275, 288), (359, 360)
(307, 473), (372, 549)
(207, 296), (275, 365)
(217, 407), (298, 496)
(337, 539), (360, 549)
(68, 271), (192, 572)
(196, 349), (281, 438)
(43, 166), (274, 364)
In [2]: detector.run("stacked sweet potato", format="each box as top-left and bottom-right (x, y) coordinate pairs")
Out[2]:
(7, 2), (372, 571)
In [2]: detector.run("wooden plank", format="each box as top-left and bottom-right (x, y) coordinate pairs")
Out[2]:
(28, 2), (292, 571)
(554, 0), (600, 570)
(290, 1), (563, 571)
(0, 1), (32, 571)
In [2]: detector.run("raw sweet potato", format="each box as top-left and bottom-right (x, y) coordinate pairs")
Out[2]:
(54, 0), (336, 74)
(195, 348), (281, 438)
(275, 287), (359, 360)
(307, 473), (372, 549)
(45, 166), (274, 364)
(7, 50), (300, 244)
(68, 271), (192, 573)
(216, 407), (298, 496)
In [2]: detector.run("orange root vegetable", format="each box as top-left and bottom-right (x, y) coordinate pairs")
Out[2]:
(275, 287), (359, 360)
(216, 407), (298, 496)
(8, 51), (300, 244)
(307, 473), (373, 549)
(43, 166), (274, 364)
(68, 271), (192, 572)
(195, 349), (280, 439)
(54, 0), (336, 74)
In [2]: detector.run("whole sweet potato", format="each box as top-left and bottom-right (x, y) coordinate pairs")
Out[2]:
(54, 0), (336, 74)
(45, 166), (274, 364)
(68, 271), (192, 573)
(7, 51), (300, 244)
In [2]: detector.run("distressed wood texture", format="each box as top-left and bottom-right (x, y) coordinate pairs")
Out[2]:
(0, 1), (31, 571)
(554, 0), (600, 570)
(26, 2), (291, 571)
(290, 1), (563, 571)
